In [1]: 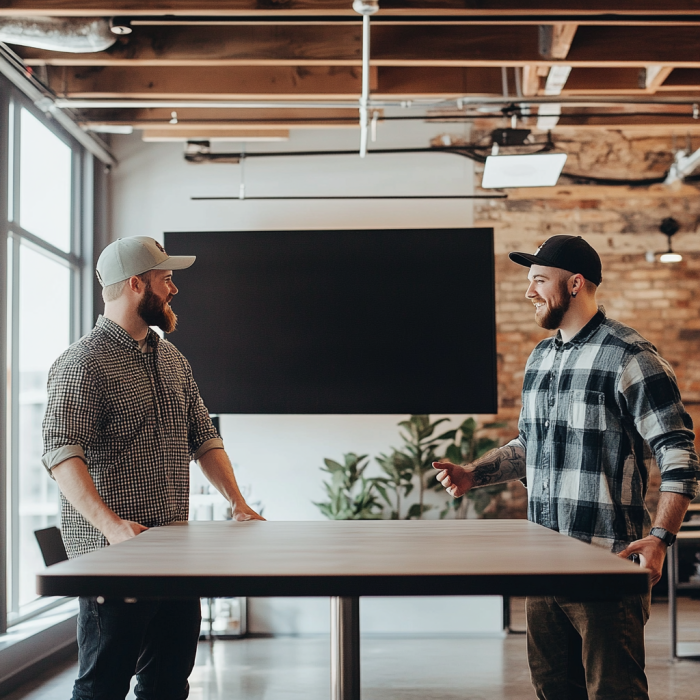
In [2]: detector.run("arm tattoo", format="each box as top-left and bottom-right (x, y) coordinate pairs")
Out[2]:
(471, 444), (526, 487)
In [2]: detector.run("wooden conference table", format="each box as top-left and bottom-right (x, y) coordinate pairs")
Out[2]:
(37, 520), (648, 700)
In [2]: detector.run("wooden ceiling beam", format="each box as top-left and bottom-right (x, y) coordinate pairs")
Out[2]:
(80, 107), (361, 129)
(43, 64), (700, 101)
(16, 25), (700, 68)
(3, 2), (700, 17)
(45, 65), (372, 100)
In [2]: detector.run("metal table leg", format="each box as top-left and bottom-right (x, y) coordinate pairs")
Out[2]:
(668, 542), (677, 660)
(330, 596), (360, 700)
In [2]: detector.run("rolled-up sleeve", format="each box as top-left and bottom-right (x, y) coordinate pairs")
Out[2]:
(41, 358), (103, 477)
(618, 348), (700, 498)
(184, 359), (223, 459)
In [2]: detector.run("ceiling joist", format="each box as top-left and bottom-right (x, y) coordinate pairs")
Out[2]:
(3, 2), (700, 17)
(15, 26), (700, 69)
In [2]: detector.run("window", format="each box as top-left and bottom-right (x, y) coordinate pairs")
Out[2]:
(3, 92), (90, 627)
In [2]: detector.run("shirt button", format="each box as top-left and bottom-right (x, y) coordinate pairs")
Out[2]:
(545, 420), (550, 428)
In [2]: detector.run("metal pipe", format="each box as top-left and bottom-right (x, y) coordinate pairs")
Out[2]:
(191, 195), (505, 200)
(55, 95), (700, 110)
(359, 14), (371, 158)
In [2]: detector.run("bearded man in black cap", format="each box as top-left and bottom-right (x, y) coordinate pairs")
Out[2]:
(434, 235), (699, 700)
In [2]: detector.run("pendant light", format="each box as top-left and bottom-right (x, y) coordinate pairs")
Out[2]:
(659, 217), (683, 264)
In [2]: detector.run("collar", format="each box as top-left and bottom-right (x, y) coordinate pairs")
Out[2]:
(553, 307), (606, 349)
(96, 315), (160, 352)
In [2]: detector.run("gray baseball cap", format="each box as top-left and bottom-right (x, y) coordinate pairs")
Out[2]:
(96, 236), (195, 287)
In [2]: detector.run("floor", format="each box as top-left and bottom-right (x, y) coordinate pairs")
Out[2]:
(6, 598), (700, 700)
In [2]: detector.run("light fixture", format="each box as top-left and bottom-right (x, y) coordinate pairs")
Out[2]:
(110, 17), (132, 35)
(352, 0), (379, 15)
(482, 152), (567, 188)
(85, 124), (133, 134)
(658, 217), (683, 263)
(169, 111), (178, 125)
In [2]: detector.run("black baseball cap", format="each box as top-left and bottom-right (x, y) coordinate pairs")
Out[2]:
(509, 235), (602, 286)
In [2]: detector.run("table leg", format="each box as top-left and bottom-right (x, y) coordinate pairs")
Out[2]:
(668, 543), (677, 661)
(330, 596), (360, 700)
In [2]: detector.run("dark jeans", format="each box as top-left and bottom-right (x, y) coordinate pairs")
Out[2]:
(526, 593), (651, 700)
(72, 597), (202, 700)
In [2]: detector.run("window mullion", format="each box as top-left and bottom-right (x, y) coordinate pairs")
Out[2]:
(8, 235), (20, 617)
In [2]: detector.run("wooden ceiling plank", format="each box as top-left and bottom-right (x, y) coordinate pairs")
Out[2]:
(45, 65), (364, 99)
(16, 26), (362, 66)
(562, 67), (642, 90)
(140, 128), (289, 141)
(376, 66), (502, 96)
(16, 25), (700, 68)
(4, 2), (700, 17)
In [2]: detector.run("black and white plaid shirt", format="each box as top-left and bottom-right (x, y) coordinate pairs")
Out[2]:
(42, 316), (223, 558)
(508, 310), (699, 553)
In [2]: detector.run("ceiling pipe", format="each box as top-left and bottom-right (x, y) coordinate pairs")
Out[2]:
(54, 96), (700, 110)
(0, 16), (116, 52)
(353, 0), (379, 158)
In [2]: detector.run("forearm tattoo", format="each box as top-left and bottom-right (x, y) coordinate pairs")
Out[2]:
(471, 444), (526, 487)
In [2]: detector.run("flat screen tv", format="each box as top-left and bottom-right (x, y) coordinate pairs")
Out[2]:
(164, 229), (496, 414)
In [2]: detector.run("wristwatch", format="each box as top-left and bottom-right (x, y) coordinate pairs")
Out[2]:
(650, 527), (677, 547)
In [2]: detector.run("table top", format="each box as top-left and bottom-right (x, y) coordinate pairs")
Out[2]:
(37, 520), (648, 599)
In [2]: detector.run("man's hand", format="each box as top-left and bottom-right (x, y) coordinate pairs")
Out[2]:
(432, 461), (476, 498)
(104, 519), (148, 545)
(231, 500), (265, 522)
(618, 536), (668, 586)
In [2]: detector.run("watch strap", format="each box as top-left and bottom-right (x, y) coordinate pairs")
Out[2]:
(650, 527), (676, 546)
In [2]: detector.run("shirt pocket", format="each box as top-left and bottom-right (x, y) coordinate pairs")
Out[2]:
(159, 373), (188, 423)
(567, 389), (607, 432)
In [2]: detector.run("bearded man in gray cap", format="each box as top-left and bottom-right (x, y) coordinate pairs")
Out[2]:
(42, 236), (264, 700)
(434, 235), (699, 700)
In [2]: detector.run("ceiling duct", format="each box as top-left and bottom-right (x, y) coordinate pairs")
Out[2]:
(0, 16), (116, 53)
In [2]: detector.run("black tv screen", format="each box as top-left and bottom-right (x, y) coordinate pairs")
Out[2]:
(164, 229), (496, 414)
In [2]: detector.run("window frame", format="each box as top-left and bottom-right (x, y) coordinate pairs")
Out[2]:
(2, 79), (93, 629)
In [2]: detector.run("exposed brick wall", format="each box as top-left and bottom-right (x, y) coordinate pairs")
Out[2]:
(472, 130), (700, 519)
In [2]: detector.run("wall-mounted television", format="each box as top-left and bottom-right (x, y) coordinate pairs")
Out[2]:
(164, 229), (496, 414)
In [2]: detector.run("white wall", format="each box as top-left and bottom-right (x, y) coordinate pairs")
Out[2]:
(111, 122), (503, 636)
(111, 118), (474, 238)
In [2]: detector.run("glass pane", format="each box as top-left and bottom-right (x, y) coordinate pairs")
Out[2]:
(19, 109), (72, 252)
(17, 244), (71, 609)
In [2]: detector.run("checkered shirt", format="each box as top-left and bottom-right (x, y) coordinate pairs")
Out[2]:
(508, 310), (699, 553)
(42, 316), (223, 558)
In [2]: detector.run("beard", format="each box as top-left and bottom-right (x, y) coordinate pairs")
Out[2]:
(137, 281), (177, 334)
(534, 280), (571, 330)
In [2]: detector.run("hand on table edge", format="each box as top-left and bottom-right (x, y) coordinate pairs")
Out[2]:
(230, 499), (266, 522)
(617, 536), (668, 586)
(197, 447), (266, 522)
